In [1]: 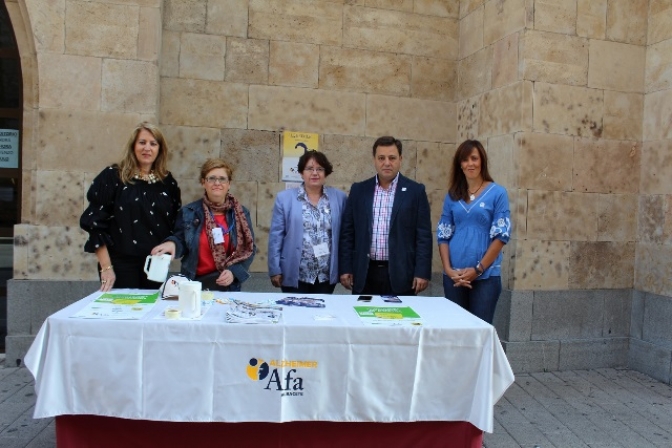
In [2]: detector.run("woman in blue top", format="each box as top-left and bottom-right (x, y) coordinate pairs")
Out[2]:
(437, 140), (511, 324)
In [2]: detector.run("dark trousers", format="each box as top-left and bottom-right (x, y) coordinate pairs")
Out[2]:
(105, 252), (163, 290)
(359, 261), (416, 296)
(443, 275), (501, 324)
(281, 279), (336, 295)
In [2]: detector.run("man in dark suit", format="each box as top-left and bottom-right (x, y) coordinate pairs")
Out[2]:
(339, 136), (432, 296)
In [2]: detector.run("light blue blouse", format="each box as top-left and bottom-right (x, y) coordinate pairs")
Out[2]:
(436, 183), (511, 279)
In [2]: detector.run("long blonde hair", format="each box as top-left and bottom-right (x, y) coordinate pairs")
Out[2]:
(118, 122), (170, 184)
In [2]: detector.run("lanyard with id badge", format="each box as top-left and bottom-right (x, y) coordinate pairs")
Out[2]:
(312, 205), (331, 258)
(313, 242), (329, 258)
(210, 211), (233, 249)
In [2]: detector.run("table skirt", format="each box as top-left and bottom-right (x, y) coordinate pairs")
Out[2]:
(55, 415), (483, 448)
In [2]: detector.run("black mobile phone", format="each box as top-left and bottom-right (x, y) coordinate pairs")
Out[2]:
(357, 295), (372, 302)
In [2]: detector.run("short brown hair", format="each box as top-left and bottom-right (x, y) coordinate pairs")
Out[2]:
(372, 136), (402, 157)
(200, 158), (234, 182)
(297, 151), (333, 176)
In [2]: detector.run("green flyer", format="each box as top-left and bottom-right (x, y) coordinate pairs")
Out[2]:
(355, 306), (420, 322)
(95, 292), (160, 305)
(71, 292), (160, 320)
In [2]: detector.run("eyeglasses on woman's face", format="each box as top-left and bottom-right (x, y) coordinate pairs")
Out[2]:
(304, 167), (325, 173)
(204, 176), (230, 184)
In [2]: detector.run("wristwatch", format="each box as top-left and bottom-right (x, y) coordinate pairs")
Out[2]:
(474, 262), (484, 277)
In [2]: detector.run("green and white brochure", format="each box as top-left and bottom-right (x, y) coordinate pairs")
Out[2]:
(71, 292), (160, 320)
(354, 306), (422, 326)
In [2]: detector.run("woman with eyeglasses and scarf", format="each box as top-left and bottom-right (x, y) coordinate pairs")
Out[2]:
(152, 158), (255, 291)
(268, 151), (347, 294)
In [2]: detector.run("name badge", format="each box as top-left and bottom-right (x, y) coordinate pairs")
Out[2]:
(313, 243), (330, 258)
(212, 227), (224, 244)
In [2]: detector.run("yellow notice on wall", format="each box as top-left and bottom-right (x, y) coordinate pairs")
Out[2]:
(282, 131), (319, 182)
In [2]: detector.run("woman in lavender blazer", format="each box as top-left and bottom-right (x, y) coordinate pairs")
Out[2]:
(268, 151), (347, 294)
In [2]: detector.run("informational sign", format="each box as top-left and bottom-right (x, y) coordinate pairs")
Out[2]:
(71, 292), (160, 320)
(0, 129), (19, 168)
(354, 306), (423, 327)
(282, 131), (319, 182)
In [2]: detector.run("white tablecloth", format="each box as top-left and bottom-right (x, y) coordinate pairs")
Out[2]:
(24, 290), (514, 432)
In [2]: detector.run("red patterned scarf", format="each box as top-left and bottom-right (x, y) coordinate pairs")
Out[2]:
(202, 193), (254, 272)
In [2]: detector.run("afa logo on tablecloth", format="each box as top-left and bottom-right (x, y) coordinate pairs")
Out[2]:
(246, 358), (270, 381)
(246, 357), (318, 397)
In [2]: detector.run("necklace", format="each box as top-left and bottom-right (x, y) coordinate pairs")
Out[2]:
(468, 180), (484, 201)
(134, 170), (158, 184)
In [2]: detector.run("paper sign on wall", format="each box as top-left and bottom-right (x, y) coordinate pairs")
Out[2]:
(282, 131), (319, 182)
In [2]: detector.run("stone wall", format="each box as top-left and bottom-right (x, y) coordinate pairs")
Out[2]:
(633, 0), (672, 384)
(458, 1), (644, 292)
(640, 1), (672, 298)
(8, 0), (460, 282)
(4, 0), (672, 378)
(158, 0), (459, 275)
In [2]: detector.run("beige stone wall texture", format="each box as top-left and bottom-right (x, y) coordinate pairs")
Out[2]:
(10, 0), (459, 284)
(453, 0), (667, 297)
(7, 0), (672, 298)
(640, 0), (672, 299)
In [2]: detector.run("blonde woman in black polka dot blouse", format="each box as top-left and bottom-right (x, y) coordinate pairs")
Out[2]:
(80, 123), (181, 291)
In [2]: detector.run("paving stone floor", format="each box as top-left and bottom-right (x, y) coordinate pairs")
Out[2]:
(1, 356), (671, 447)
(0, 357), (55, 448)
(484, 369), (672, 448)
